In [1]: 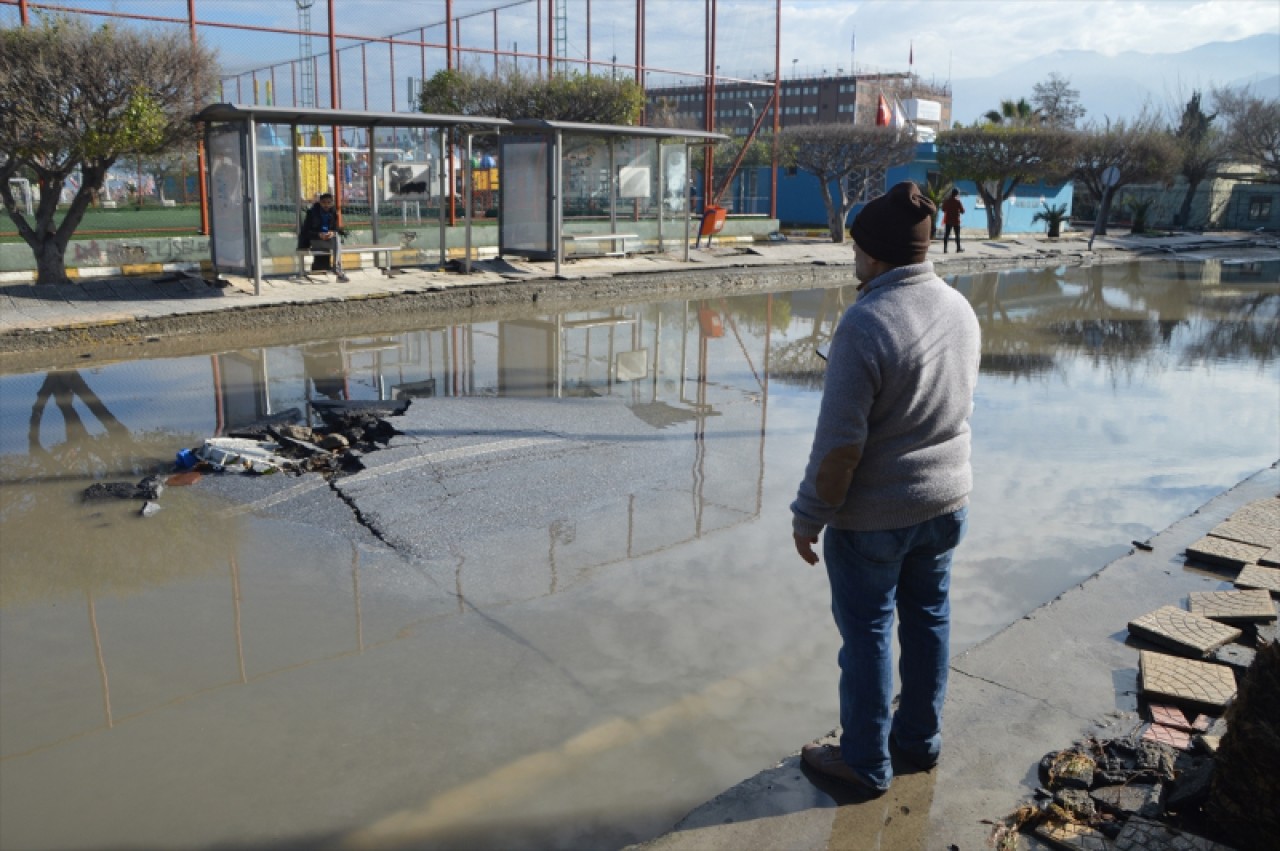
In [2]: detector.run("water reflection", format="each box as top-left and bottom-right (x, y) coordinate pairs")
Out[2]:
(0, 259), (1277, 851)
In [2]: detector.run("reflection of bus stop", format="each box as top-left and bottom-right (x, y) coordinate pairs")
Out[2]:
(194, 104), (725, 292)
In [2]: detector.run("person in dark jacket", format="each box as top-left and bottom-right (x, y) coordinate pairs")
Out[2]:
(298, 193), (349, 282)
(941, 188), (965, 253)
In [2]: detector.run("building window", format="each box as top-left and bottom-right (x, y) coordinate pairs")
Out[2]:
(1248, 196), (1273, 220)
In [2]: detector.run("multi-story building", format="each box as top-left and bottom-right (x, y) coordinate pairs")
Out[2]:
(646, 72), (953, 137)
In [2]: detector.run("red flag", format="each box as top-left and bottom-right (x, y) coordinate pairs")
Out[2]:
(876, 94), (891, 126)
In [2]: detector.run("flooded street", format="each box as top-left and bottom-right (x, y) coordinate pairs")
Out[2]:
(1, 257), (1277, 850)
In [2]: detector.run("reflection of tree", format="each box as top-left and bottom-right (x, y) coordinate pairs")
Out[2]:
(28, 370), (129, 459)
(2, 370), (230, 606)
(1041, 266), (1158, 375)
(1180, 293), (1280, 365)
(967, 271), (1059, 380)
(767, 287), (854, 389)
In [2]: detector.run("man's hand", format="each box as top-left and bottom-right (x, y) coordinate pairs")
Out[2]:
(793, 532), (820, 565)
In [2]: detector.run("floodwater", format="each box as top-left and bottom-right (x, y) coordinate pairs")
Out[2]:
(1, 257), (1277, 850)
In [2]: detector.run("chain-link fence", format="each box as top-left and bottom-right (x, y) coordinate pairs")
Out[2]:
(2, 1), (780, 254)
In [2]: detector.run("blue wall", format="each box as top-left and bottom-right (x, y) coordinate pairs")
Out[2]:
(750, 142), (1073, 236)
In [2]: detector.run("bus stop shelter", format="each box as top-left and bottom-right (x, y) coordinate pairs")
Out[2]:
(194, 104), (725, 292)
(195, 103), (511, 293)
(492, 119), (726, 276)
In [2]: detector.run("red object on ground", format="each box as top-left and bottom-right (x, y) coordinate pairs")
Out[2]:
(166, 471), (204, 486)
(699, 205), (727, 237)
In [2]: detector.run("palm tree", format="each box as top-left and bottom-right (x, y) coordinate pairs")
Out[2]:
(1031, 202), (1069, 238)
(983, 98), (1041, 128)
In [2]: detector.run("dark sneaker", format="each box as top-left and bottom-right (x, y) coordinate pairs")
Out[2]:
(800, 743), (887, 797)
(336, 273), (350, 283)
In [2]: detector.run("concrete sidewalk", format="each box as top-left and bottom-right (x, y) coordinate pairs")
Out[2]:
(3, 231), (1272, 365)
(630, 466), (1278, 851)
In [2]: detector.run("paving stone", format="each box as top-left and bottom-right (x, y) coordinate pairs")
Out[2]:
(1036, 820), (1114, 851)
(1190, 714), (1213, 732)
(1139, 650), (1237, 709)
(1208, 519), (1280, 547)
(1184, 535), (1267, 568)
(1128, 606), (1242, 656)
(1091, 784), (1163, 819)
(1257, 544), (1280, 568)
(1210, 643), (1255, 675)
(1141, 722), (1192, 750)
(1187, 589), (1277, 624)
(1229, 498), (1280, 531)
(1113, 815), (1236, 850)
(1233, 563), (1280, 596)
(1148, 703), (1192, 731)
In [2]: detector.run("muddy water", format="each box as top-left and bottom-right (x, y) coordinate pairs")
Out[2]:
(1, 258), (1277, 850)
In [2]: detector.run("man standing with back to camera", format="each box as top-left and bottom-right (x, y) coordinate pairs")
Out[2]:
(791, 181), (981, 797)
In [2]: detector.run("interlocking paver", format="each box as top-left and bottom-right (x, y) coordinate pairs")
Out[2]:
(1113, 815), (1236, 850)
(1229, 498), (1280, 531)
(1139, 650), (1236, 709)
(1147, 703), (1191, 730)
(1208, 519), (1280, 547)
(1259, 545), (1280, 568)
(1234, 563), (1280, 596)
(1128, 606), (1241, 656)
(1035, 820), (1113, 851)
(1184, 535), (1266, 568)
(1141, 723), (1191, 750)
(1187, 589), (1276, 623)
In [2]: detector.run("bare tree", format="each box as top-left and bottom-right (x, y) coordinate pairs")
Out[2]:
(937, 126), (1076, 237)
(1032, 73), (1087, 130)
(0, 16), (217, 283)
(1073, 114), (1179, 234)
(1213, 85), (1280, 181)
(779, 124), (917, 242)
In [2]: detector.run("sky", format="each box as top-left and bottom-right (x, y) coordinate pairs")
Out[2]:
(14, 1), (1278, 92)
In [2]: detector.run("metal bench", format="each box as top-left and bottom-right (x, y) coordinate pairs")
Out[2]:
(562, 233), (639, 257)
(297, 243), (400, 276)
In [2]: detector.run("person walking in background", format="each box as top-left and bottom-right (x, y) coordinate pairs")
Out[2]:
(791, 181), (981, 798)
(941, 188), (965, 253)
(298, 192), (349, 282)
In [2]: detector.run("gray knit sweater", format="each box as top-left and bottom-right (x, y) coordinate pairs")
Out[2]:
(791, 261), (981, 537)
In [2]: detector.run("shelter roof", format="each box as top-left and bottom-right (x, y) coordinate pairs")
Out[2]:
(193, 103), (512, 130)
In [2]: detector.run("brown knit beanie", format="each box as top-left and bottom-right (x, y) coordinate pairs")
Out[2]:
(848, 181), (936, 266)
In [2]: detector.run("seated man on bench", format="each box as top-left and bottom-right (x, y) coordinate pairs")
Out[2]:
(298, 193), (350, 282)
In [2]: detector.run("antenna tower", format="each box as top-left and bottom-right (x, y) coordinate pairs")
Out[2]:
(296, 0), (316, 107)
(553, 0), (568, 75)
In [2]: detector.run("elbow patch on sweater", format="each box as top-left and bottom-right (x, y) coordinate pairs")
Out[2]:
(815, 445), (863, 505)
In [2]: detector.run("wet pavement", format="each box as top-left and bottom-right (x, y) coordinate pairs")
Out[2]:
(3, 231), (1274, 363)
(630, 468), (1278, 851)
(2, 230), (1278, 849)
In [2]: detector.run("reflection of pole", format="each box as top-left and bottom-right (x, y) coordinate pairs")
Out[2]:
(351, 544), (364, 653)
(771, 0), (780, 219)
(87, 592), (113, 729)
(231, 554), (247, 683)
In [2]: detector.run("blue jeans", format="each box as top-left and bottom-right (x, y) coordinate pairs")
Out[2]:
(822, 507), (967, 790)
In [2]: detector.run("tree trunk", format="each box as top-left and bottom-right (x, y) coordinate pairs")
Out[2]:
(1095, 189), (1118, 236)
(1178, 177), (1201, 228)
(816, 176), (845, 243)
(34, 237), (70, 285)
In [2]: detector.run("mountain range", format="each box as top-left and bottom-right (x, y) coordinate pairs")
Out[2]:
(949, 33), (1280, 126)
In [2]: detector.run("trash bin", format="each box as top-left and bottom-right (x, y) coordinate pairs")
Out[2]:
(699, 205), (727, 237)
